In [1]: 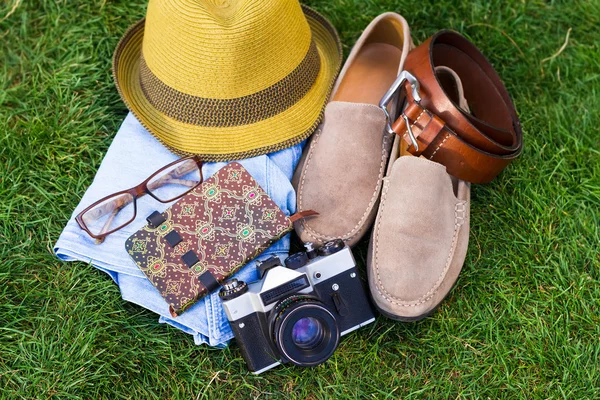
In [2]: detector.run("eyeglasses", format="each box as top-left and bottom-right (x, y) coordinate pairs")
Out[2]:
(76, 156), (203, 243)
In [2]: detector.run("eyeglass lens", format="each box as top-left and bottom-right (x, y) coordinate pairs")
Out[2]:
(82, 193), (136, 236)
(147, 158), (202, 202)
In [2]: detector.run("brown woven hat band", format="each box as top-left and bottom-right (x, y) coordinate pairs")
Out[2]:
(138, 40), (321, 128)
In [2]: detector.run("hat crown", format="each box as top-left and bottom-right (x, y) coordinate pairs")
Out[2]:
(142, 0), (313, 99)
(201, 0), (244, 20)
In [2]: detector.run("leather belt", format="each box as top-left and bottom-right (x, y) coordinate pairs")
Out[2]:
(379, 30), (523, 183)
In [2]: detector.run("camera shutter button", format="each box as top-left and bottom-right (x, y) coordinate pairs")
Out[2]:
(304, 242), (318, 259)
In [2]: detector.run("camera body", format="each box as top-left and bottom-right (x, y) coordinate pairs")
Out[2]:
(220, 239), (375, 374)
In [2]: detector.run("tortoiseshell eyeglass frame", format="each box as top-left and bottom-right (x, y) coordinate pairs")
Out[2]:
(75, 156), (203, 244)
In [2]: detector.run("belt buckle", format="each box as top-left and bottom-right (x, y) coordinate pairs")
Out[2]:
(379, 71), (421, 151)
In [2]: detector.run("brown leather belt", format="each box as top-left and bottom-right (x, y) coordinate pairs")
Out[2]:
(379, 30), (523, 183)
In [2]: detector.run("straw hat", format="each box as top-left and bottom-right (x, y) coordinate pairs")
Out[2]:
(112, 0), (342, 161)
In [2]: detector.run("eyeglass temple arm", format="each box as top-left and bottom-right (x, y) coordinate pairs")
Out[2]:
(146, 160), (201, 191)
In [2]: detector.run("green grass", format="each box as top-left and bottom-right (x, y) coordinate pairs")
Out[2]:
(1, 0), (599, 398)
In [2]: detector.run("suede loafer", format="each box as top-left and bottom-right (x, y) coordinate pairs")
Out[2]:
(293, 12), (413, 247)
(367, 66), (472, 320)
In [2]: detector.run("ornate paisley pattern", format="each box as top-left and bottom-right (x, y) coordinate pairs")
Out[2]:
(125, 162), (292, 316)
(178, 202), (197, 218)
(129, 237), (149, 254)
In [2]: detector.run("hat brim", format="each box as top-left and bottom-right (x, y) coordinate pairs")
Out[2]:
(112, 6), (342, 161)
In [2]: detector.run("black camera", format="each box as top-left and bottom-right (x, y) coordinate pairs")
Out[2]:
(219, 239), (375, 374)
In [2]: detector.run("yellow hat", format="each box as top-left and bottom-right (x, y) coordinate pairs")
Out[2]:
(112, 0), (342, 161)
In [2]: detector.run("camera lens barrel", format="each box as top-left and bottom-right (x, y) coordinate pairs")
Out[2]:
(270, 295), (340, 367)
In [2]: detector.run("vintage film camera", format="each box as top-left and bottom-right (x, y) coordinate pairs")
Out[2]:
(219, 239), (375, 374)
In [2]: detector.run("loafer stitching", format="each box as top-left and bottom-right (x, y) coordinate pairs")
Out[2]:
(296, 127), (331, 243)
(374, 183), (463, 307)
(298, 127), (389, 241)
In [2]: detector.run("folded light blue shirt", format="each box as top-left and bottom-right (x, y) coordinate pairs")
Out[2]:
(54, 113), (303, 347)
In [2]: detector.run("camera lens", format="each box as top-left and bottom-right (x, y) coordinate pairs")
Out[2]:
(270, 295), (340, 367)
(291, 317), (323, 349)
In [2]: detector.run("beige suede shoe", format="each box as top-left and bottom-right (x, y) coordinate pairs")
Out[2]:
(367, 66), (471, 321)
(292, 13), (413, 247)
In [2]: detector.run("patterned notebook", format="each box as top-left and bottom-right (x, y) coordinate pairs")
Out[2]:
(125, 162), (298, 316)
